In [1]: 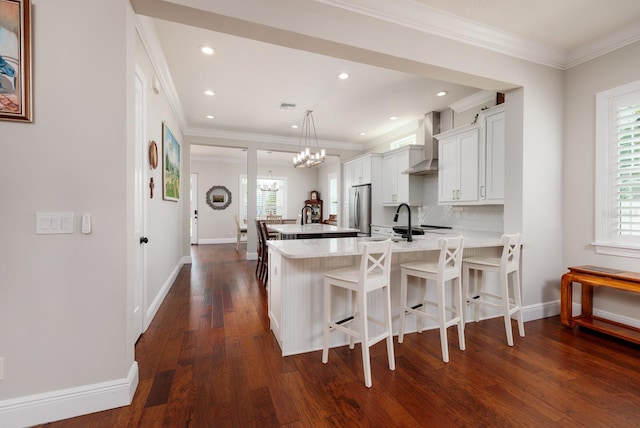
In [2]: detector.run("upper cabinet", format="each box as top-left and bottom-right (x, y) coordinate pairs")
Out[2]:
(436, 105), (505, 205)
(349, 156), (373, 186)
(382, 145), (424, 206)
(438, 126), (480, 203)
(483, 107), (505, 202)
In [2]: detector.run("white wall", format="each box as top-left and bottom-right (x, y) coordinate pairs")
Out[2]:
(563, 40), (640, 320)
(0, 2), (186, 426)
(135, 31), (186, 317)
(191, 158), (319, 243)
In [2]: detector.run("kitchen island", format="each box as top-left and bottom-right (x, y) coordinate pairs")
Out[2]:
(266, 231), (505, 356)
(267, 223), (360, 239)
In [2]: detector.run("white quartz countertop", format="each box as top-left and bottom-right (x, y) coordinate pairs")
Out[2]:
(267, 230), (503, 259)
(268, 224), (359, 235)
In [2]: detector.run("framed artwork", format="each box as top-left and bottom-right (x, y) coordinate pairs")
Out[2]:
(0, 0), (32, 122)
(162, 121), (181, 201)
(206, 185), (232, 210)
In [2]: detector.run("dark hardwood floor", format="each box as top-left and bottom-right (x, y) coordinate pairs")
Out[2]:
(40, 244), (640, 427)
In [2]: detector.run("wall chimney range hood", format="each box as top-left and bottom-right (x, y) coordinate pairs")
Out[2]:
(402, 111), (441, 175)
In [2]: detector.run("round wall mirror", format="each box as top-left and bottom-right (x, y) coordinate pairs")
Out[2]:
(206, 185), (232, 210)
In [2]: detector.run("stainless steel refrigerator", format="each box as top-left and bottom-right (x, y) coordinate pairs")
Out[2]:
(349, 184), (371, 236)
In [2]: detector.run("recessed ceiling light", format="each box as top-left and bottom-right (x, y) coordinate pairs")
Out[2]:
(338, 73), (350, 80)
(437, 91), (448, 97)
(206, 115), (215, 119)
(204, 90), (215, 96)
(201, 46), (214, 55)
(291, 124), (299, 129)
(389, 116), (398, 121)
(359, 132), (366, 136)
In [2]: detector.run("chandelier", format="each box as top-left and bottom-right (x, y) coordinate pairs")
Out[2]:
(293, 110), (326, 168)
(260, 170), (279, 192)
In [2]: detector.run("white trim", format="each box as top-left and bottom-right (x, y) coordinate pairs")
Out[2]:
(135, 15), (187, 133)
(594, 80), (640, 253)
(449, 90), (495, 113)
(184, 127), (362, 151)
(198, 238), (237, 245)
(316, 0), (640, 70)
(0, 363), (138, 428)
(144, 259), (186, 331)
(571, 302), (640, 330)
(246, 251), (258, 261)
(592, 242), (640, 259)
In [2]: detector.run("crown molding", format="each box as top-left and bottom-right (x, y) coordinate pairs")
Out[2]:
(449, 90), (495, 113)
(565, 20), (640, 68)
(135, 14), (187, 133)
(316, 0), (640, 70)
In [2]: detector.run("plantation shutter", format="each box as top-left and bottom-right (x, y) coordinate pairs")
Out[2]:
(611, 97), (640, 237)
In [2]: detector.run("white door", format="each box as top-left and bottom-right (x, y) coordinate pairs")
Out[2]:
(133, 69), (147, 341)
(190, 173), (198, 244)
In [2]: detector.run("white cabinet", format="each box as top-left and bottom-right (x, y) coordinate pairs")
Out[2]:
(438, 127), (480, 203)
(349, 156), (372, 185)
(382, 145), (423, 206)
(436, 105), (505, 205)
(482, 108), (505, 203)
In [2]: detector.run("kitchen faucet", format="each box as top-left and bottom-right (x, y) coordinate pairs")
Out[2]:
(393, 203), (412, 242)
(301, 205), (313, 225)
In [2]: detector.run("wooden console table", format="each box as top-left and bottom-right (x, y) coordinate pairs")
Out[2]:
(561, 265), (640, 344)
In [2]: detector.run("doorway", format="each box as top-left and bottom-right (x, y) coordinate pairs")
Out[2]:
(190, 173), (198, 245)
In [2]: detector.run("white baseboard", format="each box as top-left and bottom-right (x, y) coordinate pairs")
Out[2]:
(572, 302), (640, 329)
(522, 300), (560, 322)
(198, 238), (236, 245)
(144, 258), (186, 331)
(0, 363), (138, 428)
(246, 252), (258, 261)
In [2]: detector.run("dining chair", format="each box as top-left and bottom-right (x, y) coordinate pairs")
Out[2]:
(234, 214), (247, 251)
(398, 236), (465, 363)
(462, 233), (524, 346)
(322, 239), (395, 388)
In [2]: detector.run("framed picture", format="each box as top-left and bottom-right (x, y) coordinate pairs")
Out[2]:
(0, 0), (32, 122)
(162, 121), (181, 201)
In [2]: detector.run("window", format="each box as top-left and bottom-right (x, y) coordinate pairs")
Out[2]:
(328, 172), (338, 215)
(389, 134), (416, 150)
(239, 175), (287, 220)
(594, 80), (640, 257)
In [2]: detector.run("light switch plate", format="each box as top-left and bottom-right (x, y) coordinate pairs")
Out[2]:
(36, 212), (74, 234)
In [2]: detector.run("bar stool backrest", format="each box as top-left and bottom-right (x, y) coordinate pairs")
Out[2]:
(437, 236), (464, 281)
(358, 240), (393, 290)
(501, 234), (521, 274)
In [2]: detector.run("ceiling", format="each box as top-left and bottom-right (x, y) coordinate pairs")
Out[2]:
(135, 0), (640, 160)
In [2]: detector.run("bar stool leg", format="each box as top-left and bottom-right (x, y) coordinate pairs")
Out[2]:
(398, 270), (408, 343)
(322, 280), (331, 363)
(454, 277), (466, 352)
(358, 289), (372, 388)
(436, 277), (449, 363)
(512, 271), (525, 337)
(501, 270), (515, 346)
(349, 290), (356, 350)
(383, 284), (395, 371)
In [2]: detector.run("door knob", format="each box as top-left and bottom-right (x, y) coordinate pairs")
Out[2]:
(140, 237), (149, 244)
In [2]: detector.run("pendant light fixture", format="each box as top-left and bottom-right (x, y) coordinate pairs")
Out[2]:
(293, 110), (326, 168)
(260, 169), (279, 192)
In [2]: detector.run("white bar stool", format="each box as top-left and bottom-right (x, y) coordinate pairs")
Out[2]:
(322, 239), (395, 388)
(462, 233), (524, 346)
(398, 236), (465, 363)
